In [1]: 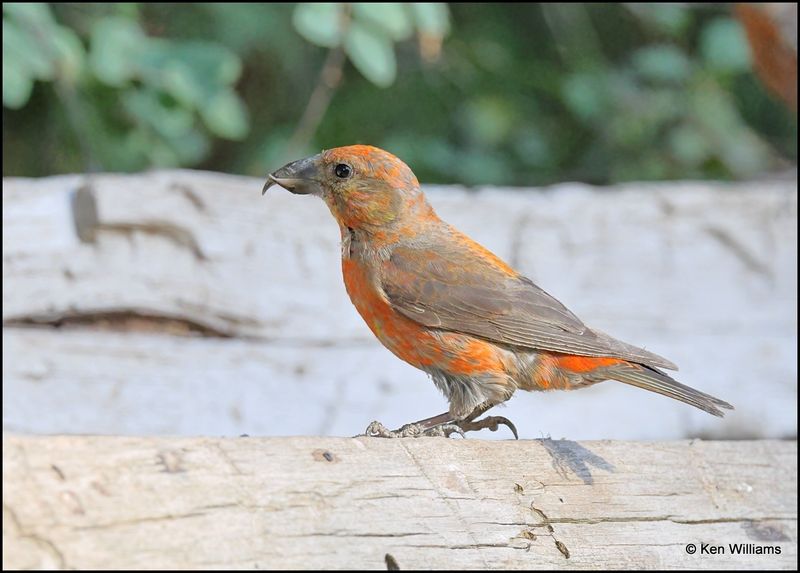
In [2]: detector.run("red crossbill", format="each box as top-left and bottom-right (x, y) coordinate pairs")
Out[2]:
(263, 145), (733, 438)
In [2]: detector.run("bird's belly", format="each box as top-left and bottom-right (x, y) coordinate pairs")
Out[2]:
(342, 259), (507, 376)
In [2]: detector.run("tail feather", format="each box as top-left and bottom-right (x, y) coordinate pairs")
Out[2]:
(610, 365), (734, 417)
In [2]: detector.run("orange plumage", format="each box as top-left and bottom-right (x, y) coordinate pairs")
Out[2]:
(264, 145), (733, 436)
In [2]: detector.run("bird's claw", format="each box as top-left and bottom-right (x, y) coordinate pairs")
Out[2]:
(459, 415), (519, 440)
(359, 416), (517, 439)
(425, 423), (466, 438)
(360, 421), (464, 438)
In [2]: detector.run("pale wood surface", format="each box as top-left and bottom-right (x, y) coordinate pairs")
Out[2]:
(3, 435), (796, 570)
(2, 171), (797, 440)
(3, 171), (796, 342)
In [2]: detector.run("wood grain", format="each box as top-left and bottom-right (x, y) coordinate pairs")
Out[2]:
(3, 435), (796, 569)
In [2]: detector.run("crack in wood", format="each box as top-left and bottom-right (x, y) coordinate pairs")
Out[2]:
(170, 183), (207, 212)
(528, 503), (571, 559)
(3, 310), (236, 338)
(73, 511), (208, 530)
(3, 503), (68, 569)
(397, 441), (492, 568)
(97, 222), (208, 262)
(704, 225), (773, 280)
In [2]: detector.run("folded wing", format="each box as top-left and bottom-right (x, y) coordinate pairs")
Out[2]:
(381, 242), (677, 371)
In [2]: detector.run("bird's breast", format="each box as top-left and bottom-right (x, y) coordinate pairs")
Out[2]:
(341, 258), (436, 367)
(341, 257), (511, 377)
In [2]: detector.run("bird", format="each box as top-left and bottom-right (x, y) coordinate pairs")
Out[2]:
(263, 145), (733, 438)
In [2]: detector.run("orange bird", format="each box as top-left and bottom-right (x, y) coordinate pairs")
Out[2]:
(263, 145), (733, 438)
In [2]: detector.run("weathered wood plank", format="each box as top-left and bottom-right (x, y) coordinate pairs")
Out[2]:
(2, 172), (797, 440)
(3, 172), (796, 342)
(3, 326), (796, 441)
(2, 436), (796, 570)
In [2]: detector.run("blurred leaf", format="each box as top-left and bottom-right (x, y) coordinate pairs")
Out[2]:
(3, 3), (56, 30)
(562, 73), (609, 121)
(692, 80), (770, 176)
(409, 3), (450, 36)
(463, 96), (516, 146)
(345, 21), (396, 87)
(692, 80), (740, 135)
(200, 89), (249, 139)
(3, 50), (33, 108)
(701, 17), (751, 74)
(293, 3), (343, 48)
(114, 4), (141, 18)
(632, 44), (692, 83)
(625, 4), (690, 38)
(3, 19), (55, 80)
(164, 42), (242, 86)
(2, 3), (83, 110)
(717, 130), (772, 177)
(353, 3), (413, 41)
(204, 4), (289, 54)
(167, 128), (210, 164)
(89, 16), (144, 86)
(668, 124), (709, 166)
(122, 89), (194, 138)
(140, 41), (242, 107)
(513, 128), (554, 168)
(608, 87), (682, 149)
(146, 135), (182, 167)
(159, 61), (203, 108)
(51, 27), (85, 83)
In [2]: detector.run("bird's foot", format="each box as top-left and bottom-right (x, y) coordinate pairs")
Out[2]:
(361, 420), (464, 438)
(459, 415), (519, 440)
(360, 416), (518, 439)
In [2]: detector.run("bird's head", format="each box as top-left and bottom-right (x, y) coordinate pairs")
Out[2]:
(264, 145), (438, 239)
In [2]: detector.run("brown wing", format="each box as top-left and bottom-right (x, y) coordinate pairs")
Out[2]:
(381, 243), (677, 370)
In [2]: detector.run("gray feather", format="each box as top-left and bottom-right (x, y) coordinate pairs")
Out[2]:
(382, 243), (677, 370)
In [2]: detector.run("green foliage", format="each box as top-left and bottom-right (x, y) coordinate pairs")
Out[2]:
(2, 3), (796, 185)
(293, 2), (449, 87)
(4, 3), (248, 170)
(344, 20), (397, 87)
(88, 16), (249, 166)
(3, 3), (84, 108)
(700, 17), (751, 74)
(632, 45), (692, 84)
(293, 3), (343, 48)
(409, 3), (450, 36)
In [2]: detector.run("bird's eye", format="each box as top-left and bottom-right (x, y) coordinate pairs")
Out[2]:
(334, 163), (352, 179)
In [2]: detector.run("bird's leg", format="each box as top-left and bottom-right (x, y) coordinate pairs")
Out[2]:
(362, 412), (464, 438)
(455, 401), (519, 439)
(362, 402), (518, 439)
(457, 413), (519, 439)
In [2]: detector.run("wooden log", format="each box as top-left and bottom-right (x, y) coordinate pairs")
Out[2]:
(2, 324), (796, 442)
(3, 172), (796, 343)
(2, 171), (797, 441)
(2, 435), (796, 569)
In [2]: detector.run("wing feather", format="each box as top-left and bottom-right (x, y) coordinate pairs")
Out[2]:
(381, 243), (677, 370)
